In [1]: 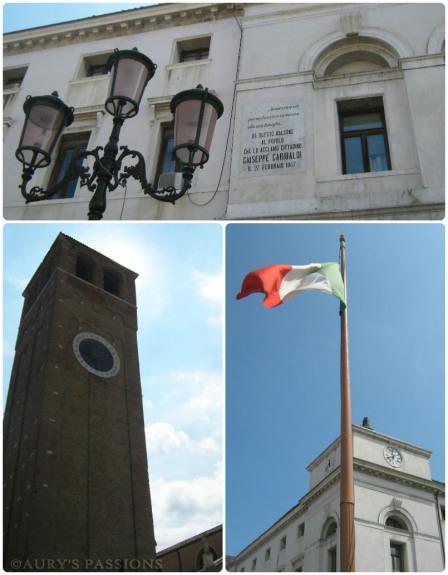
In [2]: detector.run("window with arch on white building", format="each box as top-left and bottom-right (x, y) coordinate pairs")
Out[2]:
(320, 519), (338, 572)
(310, 34), (402, 178)
(383, 512), (415, 572)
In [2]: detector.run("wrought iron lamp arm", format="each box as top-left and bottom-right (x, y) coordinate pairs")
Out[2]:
(114, 146), (194, 204)
(19, 140), (194, 211)
(19, 157), (89, 204)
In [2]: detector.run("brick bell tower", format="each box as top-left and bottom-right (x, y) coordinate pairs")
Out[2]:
(4, 233), (156, 571)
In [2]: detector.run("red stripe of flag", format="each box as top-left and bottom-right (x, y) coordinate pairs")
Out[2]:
(236, 264), (293, 308)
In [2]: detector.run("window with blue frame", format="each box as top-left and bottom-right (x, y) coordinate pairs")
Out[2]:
(155, 124), (181, 186)
(49, 132), (90, 199)
(338, 97), (391, 175)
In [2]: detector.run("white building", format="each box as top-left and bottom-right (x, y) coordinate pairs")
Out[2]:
(3, 3), (445, 220)
(231, 422), (445, 572)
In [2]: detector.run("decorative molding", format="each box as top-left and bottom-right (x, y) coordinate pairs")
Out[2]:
(340, 11), (361, 37)
(400, 54), (445, 71)
(67, 105), (104, 125)
(316, 168), (421, 184)
(3, 3), (243, 56)
(166, 58), (211, 75)
(241, 3), (369, 30)
(236, 71), (314, 92)
(313, 38), (399, 78)
(391, 497), (403, 508)
(355, 460), (444, 494)
(378, 501), (418, 532)
(313, 68), (403, 89)
(299, 28), (414, 73)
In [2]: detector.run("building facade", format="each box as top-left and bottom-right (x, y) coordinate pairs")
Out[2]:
(157, 525), (222, 571)
(3, 233), (156, 571)
(231, 423), (445, 572)
(3, 3), (445, 221)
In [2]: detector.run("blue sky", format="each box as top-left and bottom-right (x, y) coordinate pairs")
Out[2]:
(3, 223), (223, 550)
(4, 4), (150, 33)
(226, 223), (444, 556)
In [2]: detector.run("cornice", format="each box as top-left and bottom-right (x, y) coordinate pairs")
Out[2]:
(355, 459), (445, 494)
(23, 232), (137, 300)
(59, 232), (138, 278)
(4, 3), (243, 56)
(307, 425), (432, 472)
(236, 56), (439, 93)
(401, 53), (445, 70)
(240, 3), (404, 29)
(226, 201), (445, 221)
(234, 457), (444, 564)
(235, 471), (339, 563)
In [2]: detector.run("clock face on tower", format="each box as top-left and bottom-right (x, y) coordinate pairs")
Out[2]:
(73, 332), (120, 378)
(383, 446), (403, 468)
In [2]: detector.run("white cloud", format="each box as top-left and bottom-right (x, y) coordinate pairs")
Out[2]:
(151, 463), (222, 550)
(143, 370), (222, 439)
(146, 422), (190, 453)
(183, 374), (222, 423)
(146, 422), (221, 457)
(194, 271), (223, 304)
(141, 369), (222, 548)
(197, 436), (221, 454)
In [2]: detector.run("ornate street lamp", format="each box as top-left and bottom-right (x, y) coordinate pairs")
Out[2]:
(15, 48), (224, 220)
(16, 93), (74, 169)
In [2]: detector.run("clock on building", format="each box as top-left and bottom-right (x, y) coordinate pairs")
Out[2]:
(73, 332), (120, 378)
(383, 446), (403, 468)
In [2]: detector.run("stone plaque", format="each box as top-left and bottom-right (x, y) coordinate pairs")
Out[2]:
(239, 100), (305, 177)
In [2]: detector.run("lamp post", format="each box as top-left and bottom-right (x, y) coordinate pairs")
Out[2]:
(15, 48), (224, 220)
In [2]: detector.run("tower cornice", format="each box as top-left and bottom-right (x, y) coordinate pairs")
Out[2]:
(307, 424), (432, 472)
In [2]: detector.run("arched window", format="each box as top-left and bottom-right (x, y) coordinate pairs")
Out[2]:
(383, 512), (414, 571)
(103, 268), (122, 297)
(76, 254), (94, 283)
(325, 50), (390, 76)
(320, 519), (338, 571)
(325, 521), (337, 539)
(313, 36), (400, 79)
(386, 516), (408, 531)
(308, 35), (399, 177)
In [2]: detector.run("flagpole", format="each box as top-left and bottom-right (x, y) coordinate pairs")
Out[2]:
(339, 234), (355, 572)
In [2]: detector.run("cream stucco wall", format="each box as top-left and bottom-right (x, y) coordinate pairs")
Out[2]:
(226, 3), (444, 220)
(3, 3), (445, 220)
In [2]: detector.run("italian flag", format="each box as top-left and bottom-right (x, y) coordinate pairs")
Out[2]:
(236, 263), (346, 308)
